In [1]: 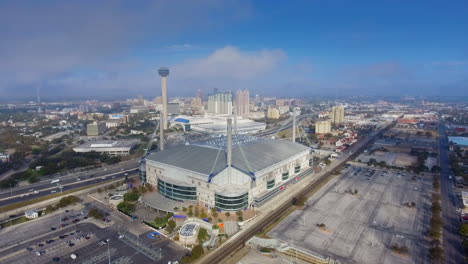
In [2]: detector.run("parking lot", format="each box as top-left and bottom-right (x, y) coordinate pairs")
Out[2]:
(269, 165), (432, 264)
(1, 221), (187, 264)
(0, 207), (86, 251)
(0, 199), (188, 264)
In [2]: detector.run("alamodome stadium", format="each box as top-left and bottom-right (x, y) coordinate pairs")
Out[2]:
(144, 119), (314, 211)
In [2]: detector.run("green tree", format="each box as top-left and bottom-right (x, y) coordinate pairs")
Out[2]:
(200, 209), (207, 219)
(166, 220), (176, 233)
(88, 208), (104, 219)
(123, 191), (140, 202)
(152, 217), (168, 228)
(197, 228), (208, 242)
(225, 212), (230, 218)
(194, 207), (200, 217)
(211, 207), (218, 218)
(459, 224), (468, 237)
(117, 201), (136, 215)
(139, 185), (147, 194)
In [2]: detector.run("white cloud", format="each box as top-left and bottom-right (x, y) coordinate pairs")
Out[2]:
(173, 46), (286, 79)
(0, 1), (252, 99)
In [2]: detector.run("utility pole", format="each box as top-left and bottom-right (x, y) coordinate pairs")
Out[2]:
(292, 108), (296, 142)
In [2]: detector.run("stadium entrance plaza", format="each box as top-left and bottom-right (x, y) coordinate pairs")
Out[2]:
(269, 165), (433, 264)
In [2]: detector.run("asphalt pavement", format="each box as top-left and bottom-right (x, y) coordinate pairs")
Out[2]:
(0, 161), (139, 207)
(438, 122), (465, 264)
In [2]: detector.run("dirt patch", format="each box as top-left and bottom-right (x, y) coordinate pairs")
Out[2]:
(393, 154), (417, 166)
(374, 151), (386, 156)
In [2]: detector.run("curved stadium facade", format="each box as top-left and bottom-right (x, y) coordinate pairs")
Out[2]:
(146, 133), (312, 211)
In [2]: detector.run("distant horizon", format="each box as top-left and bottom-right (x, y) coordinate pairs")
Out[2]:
(2, 94), (468, 104)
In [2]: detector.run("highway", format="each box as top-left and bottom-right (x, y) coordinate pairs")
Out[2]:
(0, 160), (139, 208)
(438, 122), (465, 264)
(200, 122), (391, 264)
(255, 114), (312, 138)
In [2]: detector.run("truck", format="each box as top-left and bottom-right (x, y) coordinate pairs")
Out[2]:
(51, 179), (60, 184)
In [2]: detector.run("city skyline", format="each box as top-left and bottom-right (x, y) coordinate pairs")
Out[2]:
(1, 1), (467, 101)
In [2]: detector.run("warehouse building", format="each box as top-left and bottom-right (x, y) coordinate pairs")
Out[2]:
(145, 119), (312, 211)
(73, 140), (137, 156)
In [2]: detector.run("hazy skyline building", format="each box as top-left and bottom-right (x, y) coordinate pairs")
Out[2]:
(330, 106), (345, 125)
(207, 90), (232, 115)
(235, 90), (250, 118)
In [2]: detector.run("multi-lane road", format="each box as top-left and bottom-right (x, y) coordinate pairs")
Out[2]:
(0, 160), (139, 207)
(438, 122), (465, 263)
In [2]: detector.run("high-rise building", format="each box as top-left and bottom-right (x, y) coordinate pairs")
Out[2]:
(207, 90), (232, 115)
(235, 90), (250, 117)
(315, 120), (331, 134)
(330, 106), (345, 125)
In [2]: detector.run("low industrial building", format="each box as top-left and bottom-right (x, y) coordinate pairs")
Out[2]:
(73, 140), (137, 156)
(145, 119), (312, 211)
(171, 115), (266, 135)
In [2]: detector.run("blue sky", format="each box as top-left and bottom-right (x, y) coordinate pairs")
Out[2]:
(0, 0), (467, 100)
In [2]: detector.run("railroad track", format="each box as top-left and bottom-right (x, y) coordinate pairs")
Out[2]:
(200, 130), (385, 263)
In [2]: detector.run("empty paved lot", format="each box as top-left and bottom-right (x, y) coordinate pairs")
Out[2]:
(269, 166), (432, 264)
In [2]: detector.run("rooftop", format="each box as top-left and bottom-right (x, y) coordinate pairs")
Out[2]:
(449, 136), (468, 147)
(180, 223), (198, 237)
(75, 140), (137, 149)
(146, 135), (310, 176)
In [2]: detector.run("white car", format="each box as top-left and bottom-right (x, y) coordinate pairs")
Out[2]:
(70, 253), (77, 259)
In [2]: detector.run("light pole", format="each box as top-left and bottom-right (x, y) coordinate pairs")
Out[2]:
(107, 238), (110, 264)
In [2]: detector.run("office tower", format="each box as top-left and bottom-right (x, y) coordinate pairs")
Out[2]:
(330, 106), (345, 125)
(207, 90), (232, 115)
(158, 67), (170, 129)
(235, 90), (250, 118)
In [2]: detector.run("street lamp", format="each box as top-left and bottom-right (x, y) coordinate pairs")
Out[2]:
(107, 238), (111, 264)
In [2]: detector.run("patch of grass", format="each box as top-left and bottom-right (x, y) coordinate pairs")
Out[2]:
(0, 216), (30, 228)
